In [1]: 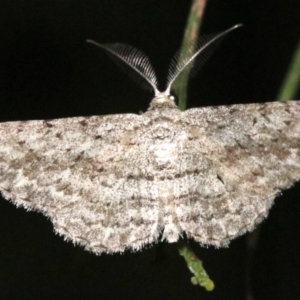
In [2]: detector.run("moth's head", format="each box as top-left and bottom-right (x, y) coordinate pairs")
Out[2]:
(148, 91), (178, 111)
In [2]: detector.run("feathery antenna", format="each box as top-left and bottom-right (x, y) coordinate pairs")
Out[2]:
(86, 41), (159, 95)
(165, 24), (242, 95)
(87, 24), (242, 100)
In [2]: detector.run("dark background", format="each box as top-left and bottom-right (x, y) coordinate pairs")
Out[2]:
(0, 0), (299, 299)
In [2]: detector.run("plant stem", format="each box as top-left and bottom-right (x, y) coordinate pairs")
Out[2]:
(172, 0), (207, 111)
(277, 38), (300, 101)
(177, 242), (214, 291)
(173, 0), (214, 290)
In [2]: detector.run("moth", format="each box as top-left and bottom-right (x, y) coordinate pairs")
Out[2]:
(0, 24), (299, 254)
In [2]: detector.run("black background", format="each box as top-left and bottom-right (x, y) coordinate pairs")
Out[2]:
(0, 0), (300, 299)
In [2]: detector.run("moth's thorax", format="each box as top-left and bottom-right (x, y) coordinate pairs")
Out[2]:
(148, 93), (178, 111)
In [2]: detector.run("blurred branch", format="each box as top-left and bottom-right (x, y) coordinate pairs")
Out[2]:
(173, 0), (214, 290)
(172, 0), (207, 111)
(177, 242), (214, 291)
(277, 38), (300, 101)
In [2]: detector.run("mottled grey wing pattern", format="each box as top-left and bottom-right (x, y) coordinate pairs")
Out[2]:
(178, 101), (300, 246)
(0, 101), (299, 253)
(0, 114), (163, 253)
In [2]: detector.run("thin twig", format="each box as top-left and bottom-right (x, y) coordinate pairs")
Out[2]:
(177, 242), (214, 291)
(173, 0), (213, 290)
(172, 0), (207, 111)
(277, 38), (300, 101)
